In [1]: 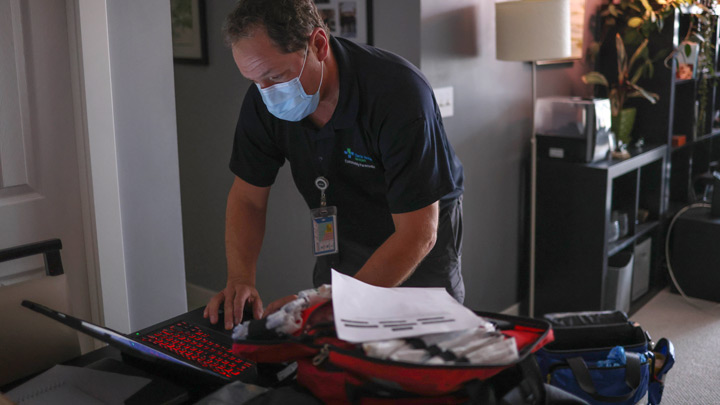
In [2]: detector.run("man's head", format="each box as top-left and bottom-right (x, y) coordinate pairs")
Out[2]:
(223, 0), (329, 53)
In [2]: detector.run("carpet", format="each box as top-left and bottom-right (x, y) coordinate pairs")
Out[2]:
(631, 288), (720, 404)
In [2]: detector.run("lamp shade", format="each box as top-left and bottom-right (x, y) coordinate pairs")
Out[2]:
(496, 0), (572, 62)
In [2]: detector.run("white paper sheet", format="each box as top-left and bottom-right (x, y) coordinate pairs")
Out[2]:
(331, 269), (486, 343)
(6, 365), (150, 405)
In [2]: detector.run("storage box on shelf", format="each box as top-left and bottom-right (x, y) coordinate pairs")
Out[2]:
(534, 145), (667, 316)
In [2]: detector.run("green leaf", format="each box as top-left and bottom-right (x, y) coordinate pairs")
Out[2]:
(629, 83), (659, 103)
(631, 64), (645, 84)
(652, 48), (669, 63)
(624, 30), (642, 48)
(609, 88), (621, 117)
(616, 34), (628, 82)
(609, 4), (618, 17)
(628, 39), (649, 74)
(639, 0), (653, 13)
(684, 43), (692, 57)
(628, 17), (644, 28)
(628, 3), (642, 13)
(582, 72), (610, 87)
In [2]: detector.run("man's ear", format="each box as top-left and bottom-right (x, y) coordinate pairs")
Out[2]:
(310, 27), (329, 61)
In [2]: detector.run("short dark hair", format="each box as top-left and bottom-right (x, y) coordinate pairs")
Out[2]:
(223, 0), (329, 53)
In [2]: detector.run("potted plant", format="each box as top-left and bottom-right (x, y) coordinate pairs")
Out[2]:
(662, 2), (717, 137)
(688, 4), (718, 136)
(582, 0), (691, 147)
(583, 34), (659, 146)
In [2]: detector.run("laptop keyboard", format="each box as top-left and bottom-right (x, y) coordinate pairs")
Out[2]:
(140, 321), (254, 379)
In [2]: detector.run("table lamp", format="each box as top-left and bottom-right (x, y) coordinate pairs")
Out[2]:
(495, 0), (572, 317)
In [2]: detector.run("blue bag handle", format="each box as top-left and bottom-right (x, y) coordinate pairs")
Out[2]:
(566, 352), (641, 403)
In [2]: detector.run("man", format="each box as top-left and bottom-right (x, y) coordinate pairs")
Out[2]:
(204, 0), (464, 330)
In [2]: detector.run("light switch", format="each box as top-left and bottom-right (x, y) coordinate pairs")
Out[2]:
(434, 86), (454, 118)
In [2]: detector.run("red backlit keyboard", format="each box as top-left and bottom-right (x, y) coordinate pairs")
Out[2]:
(140, 321), (254, 379)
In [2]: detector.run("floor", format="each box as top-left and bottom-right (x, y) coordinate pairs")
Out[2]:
(631, 288), (720, 404)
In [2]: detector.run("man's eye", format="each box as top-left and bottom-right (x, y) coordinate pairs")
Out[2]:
(269, 75), (281, 81)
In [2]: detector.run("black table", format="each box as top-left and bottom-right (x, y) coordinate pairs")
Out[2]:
(3, 307), (296, 404)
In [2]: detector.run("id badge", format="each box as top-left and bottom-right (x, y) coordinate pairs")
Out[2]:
(311, 206), (338, 256)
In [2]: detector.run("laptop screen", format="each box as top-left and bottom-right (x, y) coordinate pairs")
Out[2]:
(79, 320), (188, 367)
(21, 300), (226, 380)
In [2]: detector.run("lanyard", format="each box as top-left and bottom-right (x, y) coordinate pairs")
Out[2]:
(315, 176), (329, 207)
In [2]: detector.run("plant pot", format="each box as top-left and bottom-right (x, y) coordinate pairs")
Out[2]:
(611, 107), (637, 146)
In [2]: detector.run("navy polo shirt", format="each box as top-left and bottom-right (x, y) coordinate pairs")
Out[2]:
(230, 36), (464, 298)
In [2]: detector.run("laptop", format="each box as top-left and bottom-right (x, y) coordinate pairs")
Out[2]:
(21, 300), (257, 386)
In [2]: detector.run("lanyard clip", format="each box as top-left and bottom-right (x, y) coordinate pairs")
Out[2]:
(315, 177), (329, 207)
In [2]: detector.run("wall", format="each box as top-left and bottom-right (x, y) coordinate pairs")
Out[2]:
(372, 0), (421, 67)
(418, 0), (599, 312)
(176, 0), (315, 303)
(176, 0), (600, 312)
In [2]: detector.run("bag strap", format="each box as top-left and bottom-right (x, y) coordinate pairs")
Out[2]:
(496, 356), (547, 405)
(566, 352), (641, 403)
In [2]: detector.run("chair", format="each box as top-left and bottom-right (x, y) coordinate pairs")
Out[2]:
(0, 239), (81, 387)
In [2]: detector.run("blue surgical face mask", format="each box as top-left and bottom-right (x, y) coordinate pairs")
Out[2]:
(257, 45), (324, 122)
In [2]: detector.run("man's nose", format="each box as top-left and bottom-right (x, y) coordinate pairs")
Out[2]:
(257, 80), (274, 89)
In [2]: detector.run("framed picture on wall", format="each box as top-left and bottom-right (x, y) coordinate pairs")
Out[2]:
(538, 0), (585, 64)
(171, 0), (209, 64)
(314, 0), (373, 45)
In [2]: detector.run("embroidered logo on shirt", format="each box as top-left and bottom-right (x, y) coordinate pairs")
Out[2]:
(343, 148), (376, 169)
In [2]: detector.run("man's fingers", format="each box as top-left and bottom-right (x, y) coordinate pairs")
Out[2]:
(263, 295), (296, 318)
(261, 302), (277, 319)
(206, 284), (261, 328)
(223, 289), (236, 330)
(205, 292), (224, 324)
(252, 295), (264, 320)
(233, 289), (249, 325)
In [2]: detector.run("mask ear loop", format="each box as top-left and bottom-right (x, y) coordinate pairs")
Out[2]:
(314, 60), (324, 95)
(298, 45), (309, 78)
(298, 43), (324, 96)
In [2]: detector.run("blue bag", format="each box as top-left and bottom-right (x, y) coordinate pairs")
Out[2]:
(648, 337), (675, 405)
(536, 311), (653, 405)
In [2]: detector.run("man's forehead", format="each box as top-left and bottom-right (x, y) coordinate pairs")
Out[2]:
(232, 41), (296, 81)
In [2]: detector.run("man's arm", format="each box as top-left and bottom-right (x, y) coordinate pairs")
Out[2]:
(262, 202), (439, 317)
(353, 202), (439, 287)
(204, 176), (270, 329)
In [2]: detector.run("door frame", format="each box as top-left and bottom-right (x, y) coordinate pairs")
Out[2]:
(65, 0), (188, 334)
(66, 0), (123, 332)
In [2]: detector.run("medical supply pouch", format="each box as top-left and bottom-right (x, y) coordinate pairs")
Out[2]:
(536, 311), (654, 405)
(233, 300), (556, 404)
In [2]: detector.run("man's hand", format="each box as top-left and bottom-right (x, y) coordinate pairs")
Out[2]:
(263, 294), (298, 318)
(204, 279), (264, 330)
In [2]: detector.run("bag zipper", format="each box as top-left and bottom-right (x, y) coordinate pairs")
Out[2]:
(313, 344), (331, 366)
(310, 315), (553, 370)
(547, 355), (650, 375)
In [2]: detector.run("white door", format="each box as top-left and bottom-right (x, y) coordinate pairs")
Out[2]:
(0, 0), (95, 373)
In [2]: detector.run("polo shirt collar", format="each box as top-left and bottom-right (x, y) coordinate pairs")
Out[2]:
(327, 36), (358, 130)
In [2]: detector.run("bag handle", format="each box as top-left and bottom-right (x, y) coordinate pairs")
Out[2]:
(566, 352), (641, 403)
